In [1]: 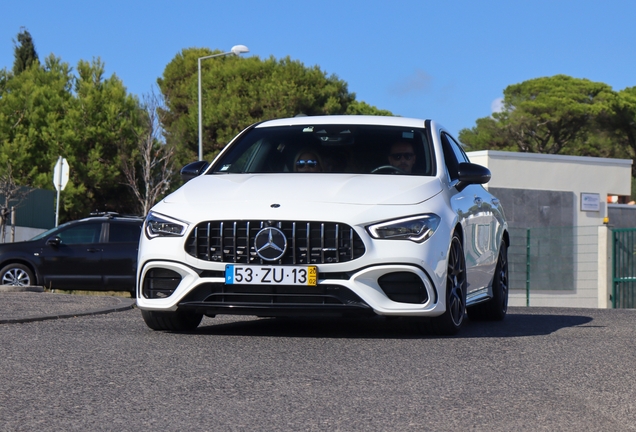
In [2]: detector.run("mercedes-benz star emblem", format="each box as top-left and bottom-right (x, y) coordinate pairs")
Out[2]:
(254, 227), (287, 261)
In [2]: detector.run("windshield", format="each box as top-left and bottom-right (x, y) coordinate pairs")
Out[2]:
(210, 124), (435, 176)
(28, 221), (72, 241)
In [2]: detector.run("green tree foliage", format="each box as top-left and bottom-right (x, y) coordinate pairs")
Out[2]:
(345, 100), (394, 116)
(62, 59), (140, 218)
(1, 37), (397, 223)
(0, 54), (142, 221)
(459, 75), (636, 199)
(12, 28), (38, 75)
(608, 87), (636, 174)
(159, 48), (392, 165)
(456, 116), (513, 152)
(0, 55), (73, 187)
(460, 75), (614, 155)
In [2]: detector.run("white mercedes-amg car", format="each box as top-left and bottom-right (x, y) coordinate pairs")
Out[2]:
(136, 116), (508, 335)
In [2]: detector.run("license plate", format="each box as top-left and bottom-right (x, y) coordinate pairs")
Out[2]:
(225, 265), (317, 286)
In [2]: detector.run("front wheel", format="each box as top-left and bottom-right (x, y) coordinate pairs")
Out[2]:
(1, 264), (35, 287)
(141, 309), (203, 331)
(420, 234), (467, 335)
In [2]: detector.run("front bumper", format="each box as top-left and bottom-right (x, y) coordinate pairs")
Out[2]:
(136, 260), (445, 318)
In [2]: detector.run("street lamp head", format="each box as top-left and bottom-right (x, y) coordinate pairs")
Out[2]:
(231, 45), (249, 56)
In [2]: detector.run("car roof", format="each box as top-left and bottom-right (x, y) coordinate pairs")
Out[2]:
(255, 115), (430, 129)
(73, 214), (144, 224)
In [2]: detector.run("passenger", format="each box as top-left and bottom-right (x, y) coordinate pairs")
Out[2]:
(294, 149), (323, 173)
(388, 141), (417, 173)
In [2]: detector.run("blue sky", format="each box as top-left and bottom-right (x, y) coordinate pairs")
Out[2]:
(2, 0), (636, 136)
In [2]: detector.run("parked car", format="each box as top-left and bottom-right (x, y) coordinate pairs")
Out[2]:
(136, 116), (509, 334)
(0, 213), (143, 295)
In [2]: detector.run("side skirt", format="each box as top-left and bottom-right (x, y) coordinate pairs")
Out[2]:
(466, 287), (492, 307)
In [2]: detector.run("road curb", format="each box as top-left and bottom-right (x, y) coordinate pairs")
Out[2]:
(0, 285), (44, 293)
(0, 289), (136, 324)
(0, 299), (136, 324)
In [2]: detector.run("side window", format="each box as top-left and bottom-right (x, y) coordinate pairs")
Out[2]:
(109, 223), (142, 243)
(221, 139), (272, 173)
(57, 223), (102, 245)
(445, 133), (469, 164)
(441, 134), (460, 182)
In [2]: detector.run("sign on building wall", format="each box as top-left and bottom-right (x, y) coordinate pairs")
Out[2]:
(581, 193), (601, 212)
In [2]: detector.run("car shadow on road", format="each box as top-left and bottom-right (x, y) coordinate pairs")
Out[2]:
(193, 309), (594, 339)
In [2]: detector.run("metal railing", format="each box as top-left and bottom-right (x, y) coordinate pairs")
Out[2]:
(508, 226), (599, 306)
(612, 228), (636, 308)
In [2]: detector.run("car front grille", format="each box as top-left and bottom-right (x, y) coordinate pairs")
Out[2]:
(184, 220), (366, 265)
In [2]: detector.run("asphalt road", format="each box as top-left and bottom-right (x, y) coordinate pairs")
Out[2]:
(1, 305), (635, 431)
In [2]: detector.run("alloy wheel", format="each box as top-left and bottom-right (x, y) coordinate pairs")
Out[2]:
(2, 268), (31, 286)
(447, 237), (466, 326)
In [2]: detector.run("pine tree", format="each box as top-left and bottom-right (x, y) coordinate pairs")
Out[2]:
(12, 28), (39, 75)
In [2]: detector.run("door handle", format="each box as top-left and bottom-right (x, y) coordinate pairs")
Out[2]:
(86, 248), (101, 253)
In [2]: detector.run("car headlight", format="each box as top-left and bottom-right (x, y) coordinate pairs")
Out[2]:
(367, 214), (440, 243)
(145, 212), (188, 239)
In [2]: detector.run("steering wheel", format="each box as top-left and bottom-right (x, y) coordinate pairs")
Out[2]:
(371, 165), (407, 175)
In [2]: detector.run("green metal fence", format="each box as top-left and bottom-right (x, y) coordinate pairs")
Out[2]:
(612, 228), (636, 308)
(508, 226), (599, 306)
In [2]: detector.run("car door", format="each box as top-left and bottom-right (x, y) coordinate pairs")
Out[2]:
(39, 222), (104, 289)
(100, 220), (142, 291)
(441, 132), (499, 294)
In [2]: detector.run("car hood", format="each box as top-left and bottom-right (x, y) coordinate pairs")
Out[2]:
(164, 174), (441, 206)
(155, 174), (444, 224)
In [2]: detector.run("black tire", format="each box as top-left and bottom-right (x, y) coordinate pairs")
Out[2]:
(1, 263), (35, 287)
(421, 234), (467, 336)
(467, 241), (509, 321)
(141, 309), (203, 331)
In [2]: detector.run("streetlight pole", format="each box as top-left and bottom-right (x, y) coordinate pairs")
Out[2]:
(198, 45), (249, 161)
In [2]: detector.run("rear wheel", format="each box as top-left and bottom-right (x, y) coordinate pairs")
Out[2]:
(1, 264), (35, 287)
(421, 234), (467, 335)
(141, 309), (203, 331)
(468, 241), (509, 321)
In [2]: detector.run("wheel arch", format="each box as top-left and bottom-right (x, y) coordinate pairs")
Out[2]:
(502, 229), (510, 248)
(0, 259), (41, 285)
(452, 223), (464, 247)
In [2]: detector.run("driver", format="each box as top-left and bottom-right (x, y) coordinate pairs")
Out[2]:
(294, 149), (323, 173)
(388, 141), (417, 173)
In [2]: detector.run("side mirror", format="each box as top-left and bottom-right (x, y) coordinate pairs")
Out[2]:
(456, 162), (491, 191)
(180, 161), (209, 183)
(46, 236), (61, 247)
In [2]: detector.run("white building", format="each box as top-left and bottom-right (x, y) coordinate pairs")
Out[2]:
(467, 150), (632, 308)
